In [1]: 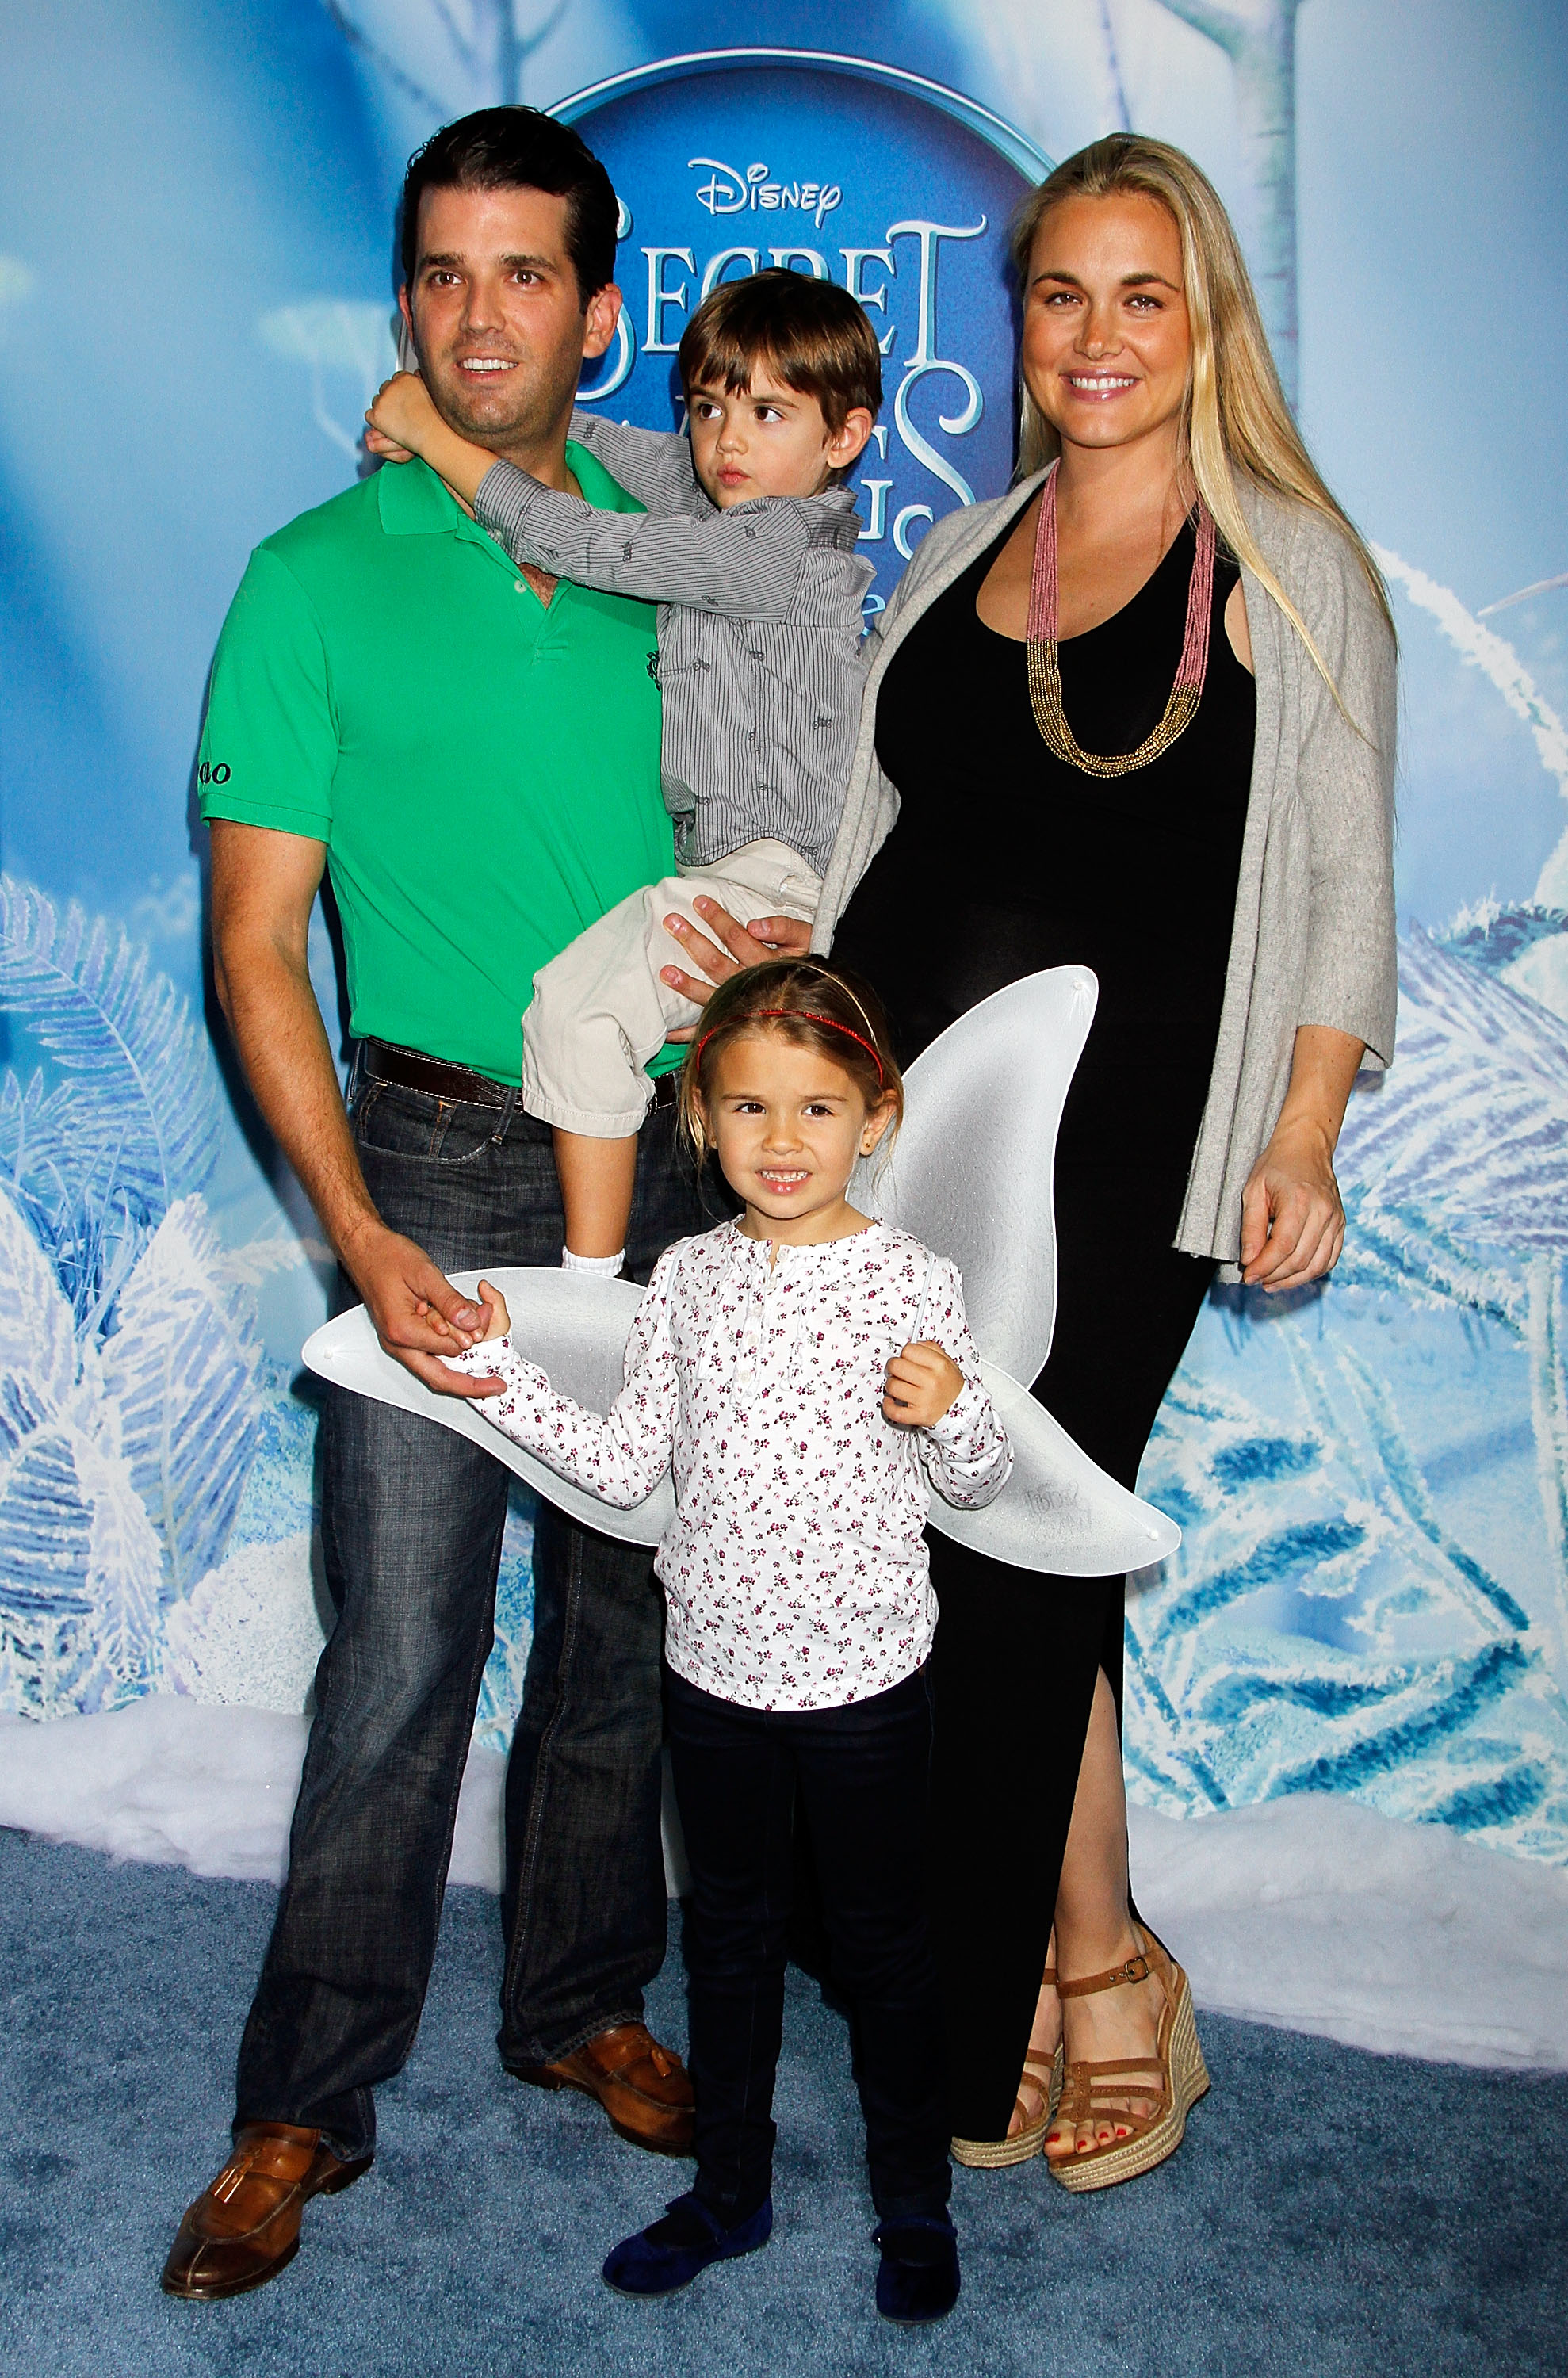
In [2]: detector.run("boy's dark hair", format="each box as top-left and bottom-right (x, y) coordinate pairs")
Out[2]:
(678, 269), (883, 433)
(679, 959), (904, 1162)
(400, 106), (618, 305)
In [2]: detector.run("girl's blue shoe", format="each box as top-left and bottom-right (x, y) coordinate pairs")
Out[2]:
(874, 2216), (961, 2325)
(602, 2192), (773, 2298)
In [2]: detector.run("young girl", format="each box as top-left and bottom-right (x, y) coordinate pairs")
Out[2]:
(440, 960), (1010, 2324)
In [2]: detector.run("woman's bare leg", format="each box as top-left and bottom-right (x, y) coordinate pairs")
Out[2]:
(1034, 1666), (1162, 2158)
(1007, 1928), (1062, 2135)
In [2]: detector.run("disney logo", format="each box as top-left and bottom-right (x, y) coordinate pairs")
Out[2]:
(690, 158), (843, 231)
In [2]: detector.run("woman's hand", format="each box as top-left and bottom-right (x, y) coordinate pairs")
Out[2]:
(1239, 1118), (1344, 1290)
(657, 898), (813, 1037)
(1239, 1024), (1363, 1290)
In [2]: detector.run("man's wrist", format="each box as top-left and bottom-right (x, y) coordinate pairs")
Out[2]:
(334, 1201), (391, 1282)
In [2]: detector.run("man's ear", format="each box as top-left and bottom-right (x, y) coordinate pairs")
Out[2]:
(396, 285), (418, 372)
(583, 281), (622, 363)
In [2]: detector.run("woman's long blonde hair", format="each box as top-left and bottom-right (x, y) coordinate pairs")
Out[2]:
(1012, 135), (1394, 700)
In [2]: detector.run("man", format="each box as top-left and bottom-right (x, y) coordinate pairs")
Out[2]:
(163, 107), (725, 2301)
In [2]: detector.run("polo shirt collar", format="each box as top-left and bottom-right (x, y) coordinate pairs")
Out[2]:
(376, 442), (624, 542)
(376, 455), (529, 583)
(377, 455), (470, 537)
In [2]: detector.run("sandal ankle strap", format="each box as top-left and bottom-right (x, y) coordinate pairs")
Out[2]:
(1055, 1953), (1149, 2000)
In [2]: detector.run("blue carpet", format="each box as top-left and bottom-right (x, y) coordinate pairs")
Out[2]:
(2, 1829), (1563, 2378)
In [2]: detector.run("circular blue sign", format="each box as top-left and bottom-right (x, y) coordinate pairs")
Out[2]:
(553, 49), (1050, 610)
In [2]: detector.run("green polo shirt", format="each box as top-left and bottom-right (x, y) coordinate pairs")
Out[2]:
(198, 446), (676, 1086)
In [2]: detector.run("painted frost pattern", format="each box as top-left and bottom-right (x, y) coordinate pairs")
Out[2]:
(0, 874), (537, 1734)
(0, 877), (262, 1716)
(1128, 919), (1568, 1862)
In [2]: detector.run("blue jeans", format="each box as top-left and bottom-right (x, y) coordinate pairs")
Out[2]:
(666, 1665), (951, 2227)
(234, 1076), (715, 2160)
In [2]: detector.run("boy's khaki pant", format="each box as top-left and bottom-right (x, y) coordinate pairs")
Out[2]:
(522, 837), (823, 1136)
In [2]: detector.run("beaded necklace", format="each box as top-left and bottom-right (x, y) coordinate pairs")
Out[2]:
(1026, 460), (1216, 778)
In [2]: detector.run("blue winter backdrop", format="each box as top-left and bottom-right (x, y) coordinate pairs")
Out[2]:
(3, 1), (1567, 1865)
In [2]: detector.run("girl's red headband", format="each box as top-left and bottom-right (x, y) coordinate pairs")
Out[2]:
(693, 1008), (885, 1088)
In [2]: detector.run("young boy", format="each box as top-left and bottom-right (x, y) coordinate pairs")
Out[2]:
(365, 270), (880, 1275)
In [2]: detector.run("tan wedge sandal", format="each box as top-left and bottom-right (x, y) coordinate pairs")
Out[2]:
(951, 1968), (1066, 2170)
(1046, 1925), (1210, 2193)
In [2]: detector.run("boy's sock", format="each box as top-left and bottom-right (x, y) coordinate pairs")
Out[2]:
(561, 1247), (625, 1275)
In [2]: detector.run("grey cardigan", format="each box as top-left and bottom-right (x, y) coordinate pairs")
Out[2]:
(812, 470), (1398, 1271)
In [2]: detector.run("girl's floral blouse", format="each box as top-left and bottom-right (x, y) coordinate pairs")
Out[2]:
(446, 1219), (1010, 1711)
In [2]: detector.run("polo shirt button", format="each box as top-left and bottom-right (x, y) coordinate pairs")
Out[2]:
(514, 578), (529, 591)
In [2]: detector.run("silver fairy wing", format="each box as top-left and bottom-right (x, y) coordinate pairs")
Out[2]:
(856, 965), (1097, 1389)
(302, 969), (1179, 1574)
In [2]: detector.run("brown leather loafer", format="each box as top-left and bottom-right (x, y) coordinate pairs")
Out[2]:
(161, 2122), (373, 2300)
(511, 2021), (694, 2154)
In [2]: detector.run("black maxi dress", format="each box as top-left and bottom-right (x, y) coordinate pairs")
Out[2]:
(829, 512), (1256, 2141)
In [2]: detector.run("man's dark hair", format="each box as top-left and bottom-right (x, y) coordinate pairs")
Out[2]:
(399, 106), (618, 304)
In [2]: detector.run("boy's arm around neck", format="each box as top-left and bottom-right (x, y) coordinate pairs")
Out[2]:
(474, 465), (865, 621)
(568, 410), (704, 512)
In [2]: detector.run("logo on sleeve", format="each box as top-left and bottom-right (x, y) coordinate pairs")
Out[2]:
(197, 761), (231, 785)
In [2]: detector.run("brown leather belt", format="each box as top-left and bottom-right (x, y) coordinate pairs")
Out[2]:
(362, 1038), (511, 1107)
(361, 1039), (681, 1110)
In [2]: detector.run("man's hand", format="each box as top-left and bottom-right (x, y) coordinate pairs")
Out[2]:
(883, 1340), (965, 1430)
(657, 897), (814, 1036)
(365, 370), (442, 458)
(344, 1221), (505, 1397)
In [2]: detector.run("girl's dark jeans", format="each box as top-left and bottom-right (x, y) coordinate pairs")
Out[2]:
(233, 1076), (712, 2162)
(666, 1663), (951, 2227)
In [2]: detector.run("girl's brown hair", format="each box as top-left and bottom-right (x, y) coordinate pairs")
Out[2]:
(1011, 134), (1394, 713)
(678, 961), (904, 1160)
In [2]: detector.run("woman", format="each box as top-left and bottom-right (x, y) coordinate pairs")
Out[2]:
(661, 133), (1396, 2189)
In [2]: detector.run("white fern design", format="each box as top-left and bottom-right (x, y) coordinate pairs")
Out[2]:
(0, 874), (222, 1332)
(0, 877), (263, 1715)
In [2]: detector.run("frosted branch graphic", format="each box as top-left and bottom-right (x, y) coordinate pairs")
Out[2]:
(1374, 544), (1568, 906)
(1478, 573), (1568, 620)
(258, 301), (400, 461)
(954, 0), (1130, 148)
(322, 0), (576, 112)
(0, 254), (34, 342)
(1156, 0), (1302, 406)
